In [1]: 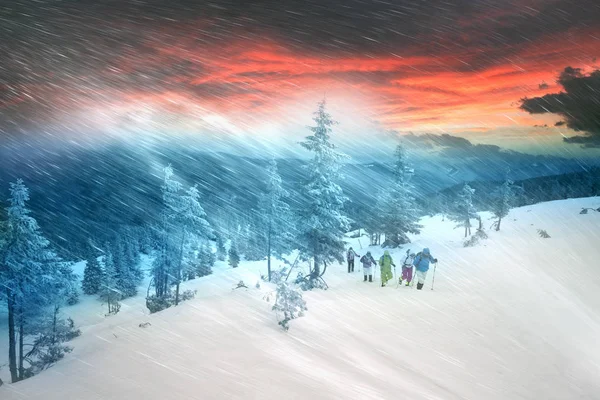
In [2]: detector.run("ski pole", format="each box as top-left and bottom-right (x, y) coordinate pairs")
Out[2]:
(431, 262), (438, 291)
(394, 265), (398, 288)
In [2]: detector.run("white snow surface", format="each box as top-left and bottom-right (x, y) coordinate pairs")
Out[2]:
(1, 197), (600, 399)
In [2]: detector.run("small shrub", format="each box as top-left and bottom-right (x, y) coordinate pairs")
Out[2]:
(268, 267), (288, 284)
(66, 286), (80, 306)
(146, 289), (196, 314)
(25, 313), (81, 377)
(464, 229), (488, 248)
(537, 229), (551, 238)
(272, 282), (307, 331)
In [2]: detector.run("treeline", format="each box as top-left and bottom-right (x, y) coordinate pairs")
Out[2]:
(427, 167), (600, 213)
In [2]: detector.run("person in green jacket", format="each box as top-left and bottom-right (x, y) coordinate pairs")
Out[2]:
(378, 250), (396, 287)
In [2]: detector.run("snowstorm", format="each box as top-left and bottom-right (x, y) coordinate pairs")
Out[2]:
(1, 1), (599, 399)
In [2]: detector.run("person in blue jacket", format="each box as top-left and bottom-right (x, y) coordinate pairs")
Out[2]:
(413, 248), (438, 290)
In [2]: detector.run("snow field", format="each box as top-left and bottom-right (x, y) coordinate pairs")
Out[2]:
(1, 197), (600, 399)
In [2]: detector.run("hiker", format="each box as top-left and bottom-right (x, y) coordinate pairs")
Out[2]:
(347, 247), (360, 273)
(378, 250), (395, 287)
(413, 248), (438, 290)
(360, 251), (377, 282)
(399, 251), (416, 286)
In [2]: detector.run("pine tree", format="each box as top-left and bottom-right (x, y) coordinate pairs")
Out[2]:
(152, 166), (213, 307)
(82, 244), (103, 295)
(297, 101), (350, 285)
(215, 232), (226, 261)
(99, 244), (120, 315)
(259, 159), (295, 280)
(197, 241), (214, 277)
(244, 213), (267, 261)
(0, 180), (75, 383)
(448, 183), (479, 237)
(228, 241), (240, 268)
(491, 177), (517, 231)
(112, 234), (141, 299)
(380, 145), (422, 247)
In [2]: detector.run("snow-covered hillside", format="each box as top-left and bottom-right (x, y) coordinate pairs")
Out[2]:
(1, 197), (600, 399)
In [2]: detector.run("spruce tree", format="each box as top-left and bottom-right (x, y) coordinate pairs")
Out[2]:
(228, 241), (240, 268)
(297, 101), (350, 285)
(380, 145), (422, 247)
(448, 183), (479, 237)
(491, 177), (517, 231)
(197, 241), (214, 277)
(259, 159), (294, 281)
(100, 244), (120, 315)
(152, 166), (213, 306)
(215, 232), (226, 261)
(0, 180), (75, 382)
(82, 245), (103, 295)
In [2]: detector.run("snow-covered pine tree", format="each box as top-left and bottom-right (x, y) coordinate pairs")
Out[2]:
(215, 232), (227, 261)
(272, 282), (307, 331)
(448, 183), (478, 237)
(112, 238), (137, 298)
(151, 165), (183, 301)
(197, 241), (214, 277)
(0, 180), (76, 383)
(170, 183), (213, 305)
(491, 177), (517, 231)
(244, 212), (267, 261)
(99, 244), (120, 316)
(380, 144), (422, 247)
(297, 101), (350, 286)
(259, 159), (295, 280)
(228, 241), (240, 268)
(82, 243), (103, 295)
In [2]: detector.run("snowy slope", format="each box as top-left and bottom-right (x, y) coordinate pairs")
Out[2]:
(1, 197), (600, 399)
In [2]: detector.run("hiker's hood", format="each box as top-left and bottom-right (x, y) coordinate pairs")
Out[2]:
(423, 248), (430, 255)
(384, 250), (390, 256)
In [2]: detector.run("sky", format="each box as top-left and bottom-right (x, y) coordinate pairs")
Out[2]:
(1, 0), (600, 157)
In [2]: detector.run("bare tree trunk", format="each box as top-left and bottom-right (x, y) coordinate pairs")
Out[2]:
(175, 230), (186, 306)
(267, 221), (272, 281)
(7, 289), (18, 383)
(18, 307), (24, 380)
(496, 217), (502, 231)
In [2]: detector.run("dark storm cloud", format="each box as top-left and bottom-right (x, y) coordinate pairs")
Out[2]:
(1, 0), (599, 139)
(401, 133), (505, 159)
(520, 67), (600, 148)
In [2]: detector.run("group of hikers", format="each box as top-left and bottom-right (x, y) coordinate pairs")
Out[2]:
(346, 247), (438, 290)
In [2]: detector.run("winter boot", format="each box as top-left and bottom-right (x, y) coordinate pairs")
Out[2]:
(363, 275), (368, 282)
(406, 281), (410, 287)
(398, 278), (403, 285)
(417, 282), (424, 290)
(368, 275), (373, 282)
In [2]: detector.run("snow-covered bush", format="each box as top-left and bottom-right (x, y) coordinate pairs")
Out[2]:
(263, 266), (288, 284)
(463, 229), (488, 247)
(146, 289), (196, 314)
(537, 229), (551, 238)
(24, 307), (81, 378)
(295, 271), (328, 291)
(271, 282), (307, 331)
